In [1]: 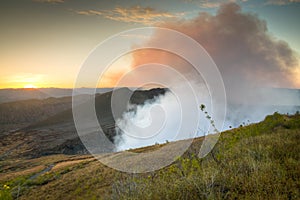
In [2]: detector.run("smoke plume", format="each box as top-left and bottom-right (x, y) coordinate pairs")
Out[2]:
(114, 3), (300, 150)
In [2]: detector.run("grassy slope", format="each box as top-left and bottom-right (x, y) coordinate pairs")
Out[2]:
(0, 112), (299, 200)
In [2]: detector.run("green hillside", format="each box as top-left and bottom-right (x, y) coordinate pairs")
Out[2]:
(0, 112), (299, 199)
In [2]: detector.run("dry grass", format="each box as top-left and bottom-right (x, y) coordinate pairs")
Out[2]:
(0, 112), (299, 200)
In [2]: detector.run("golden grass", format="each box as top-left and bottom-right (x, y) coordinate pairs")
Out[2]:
(0, 112), (299, 199)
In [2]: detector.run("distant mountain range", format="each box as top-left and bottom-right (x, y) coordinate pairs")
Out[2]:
(0, 88), (167, 158)
(0, 88), (115, 103)
(0, 87), (299, 159)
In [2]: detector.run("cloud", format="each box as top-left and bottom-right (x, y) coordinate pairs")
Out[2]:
(123, 2), (300, 103)
(76, 6), (184, 25)
(266, 0), (300, 5)
(185, 0), (300, 7)
(33, 0), (64, 3)
(113, 3), (300, 151)
(100, 3), (300, 93)
(185, 0), (248, 8)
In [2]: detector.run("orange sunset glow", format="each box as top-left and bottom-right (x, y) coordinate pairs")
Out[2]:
(23, 84), (38, 89)
(0, 1), (300, 199)
(0, 1), (299, 90)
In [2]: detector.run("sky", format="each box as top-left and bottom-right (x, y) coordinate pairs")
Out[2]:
(0, 0), (300, 89)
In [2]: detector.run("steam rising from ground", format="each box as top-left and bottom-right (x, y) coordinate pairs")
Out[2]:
(115, 92), (185, 151)
(113, 3), (300, 151)
(114, 85), (212, 151)
(115, 88), (299, 151)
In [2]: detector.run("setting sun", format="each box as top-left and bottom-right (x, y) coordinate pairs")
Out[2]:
(24, 84), (37, 89)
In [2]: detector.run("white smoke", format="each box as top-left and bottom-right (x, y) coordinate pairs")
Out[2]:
(112, 2), (300, 151)
(114, 92), (180, 151)
(114, 86), (299, 151)
(114, 82), (215, 151)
